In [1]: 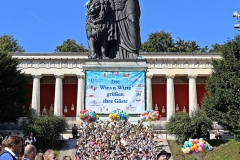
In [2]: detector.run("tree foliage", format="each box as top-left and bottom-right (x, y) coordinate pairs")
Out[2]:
(166, 110), (213, 144)
(0, 52), (28, 123)
(203, 35), (240, 140)
(54, 39), (88, 52)
(209, 43), (222, 52)
(0, 35), (25, 52)
(21, 111), (69, 150)
(140, 31), (174, 52)
(140, 31), (208, 52)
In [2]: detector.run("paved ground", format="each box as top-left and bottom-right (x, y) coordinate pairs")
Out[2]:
(154, 133), (174, 160)
(58, 139), (77, 160)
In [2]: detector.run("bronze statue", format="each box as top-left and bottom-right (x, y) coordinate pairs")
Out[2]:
(85, 0), (110, 59)
(85, 0), (141, 59)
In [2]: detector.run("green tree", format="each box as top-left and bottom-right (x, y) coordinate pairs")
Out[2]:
(0, 35), (25, 52)
(0, 52), (28, 123)
(203, 35), (240, 139)
(171, 38), (208, 52)
(166, 110), (213, 144)
(140, 31), (208, 53)
(140, 31), (174, 52)
(21, 111), (69, 150)
(54, 39), (87, 52)
(209, 43), (222, 52)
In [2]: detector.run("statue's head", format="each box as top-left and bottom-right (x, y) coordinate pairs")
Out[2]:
(87, 0), (101, 15)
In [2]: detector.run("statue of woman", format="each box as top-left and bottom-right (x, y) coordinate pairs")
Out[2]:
(109, 0), (141, 59)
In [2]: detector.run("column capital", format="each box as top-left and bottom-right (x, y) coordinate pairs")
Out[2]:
(188, 75), (197, 79)
(32, 75), (42, 79)
(54, 75), (64, 79)
(165, 74), (175, 79)
(77, 75), (85, 79)
(146, 74), (153, 79)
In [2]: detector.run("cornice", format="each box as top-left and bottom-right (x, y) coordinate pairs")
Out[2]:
(14, 53), (220, 70)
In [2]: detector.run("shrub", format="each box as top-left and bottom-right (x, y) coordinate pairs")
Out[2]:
(166, 110), (213, 144)
(21, 111), (69, 150)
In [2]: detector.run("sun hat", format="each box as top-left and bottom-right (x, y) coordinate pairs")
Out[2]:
(156, 150), (171, 159)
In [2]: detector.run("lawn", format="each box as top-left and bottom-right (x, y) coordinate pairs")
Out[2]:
(168, 139), (240, 160)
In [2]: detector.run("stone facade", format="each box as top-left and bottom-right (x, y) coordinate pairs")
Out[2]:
(13, 52), (221, 121)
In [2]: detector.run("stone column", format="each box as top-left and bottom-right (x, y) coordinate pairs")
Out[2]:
(166, 75), (175, 121)
(188, 75), (197, 116)
(31, 75), (42, 113)
(77, 75), (84, 120)
(54, 75), (64, 116)
(146, 74), (153, 110)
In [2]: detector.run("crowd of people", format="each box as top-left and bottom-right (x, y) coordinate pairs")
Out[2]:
(0, 120), (172, 160)
(0, 131), (59, 160)
(72, 120), (171, 160)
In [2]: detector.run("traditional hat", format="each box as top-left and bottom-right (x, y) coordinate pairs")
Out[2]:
(156, 150), (171, 159)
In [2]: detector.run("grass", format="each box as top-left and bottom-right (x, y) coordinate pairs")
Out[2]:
(168, 139), (240, 160)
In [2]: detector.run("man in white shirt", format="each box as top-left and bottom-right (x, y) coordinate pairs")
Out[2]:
(22, 144), (36, 160)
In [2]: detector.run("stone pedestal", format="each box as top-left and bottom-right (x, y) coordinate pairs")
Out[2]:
(83, 59), (148, 71)
(82, 59), (148, 115)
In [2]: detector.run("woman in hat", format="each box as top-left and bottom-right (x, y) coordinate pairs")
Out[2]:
(156, 150), (171, 160)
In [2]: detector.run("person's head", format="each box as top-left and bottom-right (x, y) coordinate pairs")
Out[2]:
(63, 155), (72, 160)
(44, 149), (56, 160)
(35, 152), (44, 160)
(24, 144), (37, 160)
(5, 136), (23, 156)
(156, 150), (171, 160)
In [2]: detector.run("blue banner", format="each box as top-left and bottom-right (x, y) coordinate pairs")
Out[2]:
(85, 71), (145, 114)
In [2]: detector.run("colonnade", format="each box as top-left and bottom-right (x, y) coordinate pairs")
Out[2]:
(31, 75), (85, 117)
(146, 74), (198, 120)
(31, 74), (198, 121)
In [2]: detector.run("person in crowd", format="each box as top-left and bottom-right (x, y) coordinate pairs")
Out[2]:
(73, 154), (80, 160)
(22, 144), (37, 160)
(43, 149), (56, 160)
(156, 150), (171, 160)
(215, 129), (222, 139)
(34, 152), (44, 160)
(5, 132), (12, 140)
(204, 130), (210, 140)
(0, 135), (24, 160)
(29, 133), (36, 145)
(25, 137), (31, 146)
(63, 155), (71, 160)
(15, 132), (21, 137)
(72, 124), (78, 139)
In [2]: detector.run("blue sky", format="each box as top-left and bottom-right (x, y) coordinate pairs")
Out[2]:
(0, 0), (239, 52)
